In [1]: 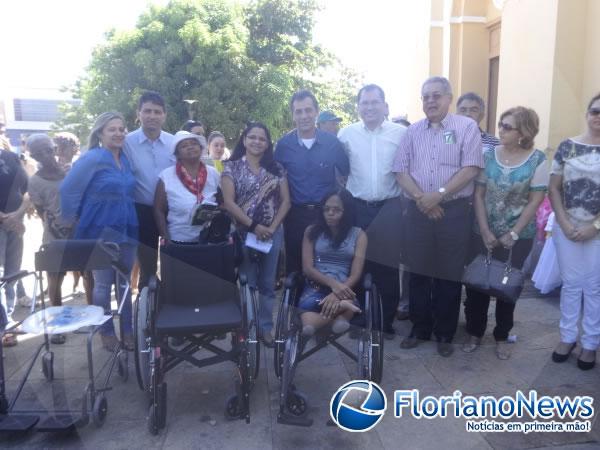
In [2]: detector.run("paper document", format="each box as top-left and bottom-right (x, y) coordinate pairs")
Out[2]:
(245, 232), (273, 253)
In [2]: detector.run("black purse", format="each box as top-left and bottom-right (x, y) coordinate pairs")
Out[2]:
(462, 249), (526, 303)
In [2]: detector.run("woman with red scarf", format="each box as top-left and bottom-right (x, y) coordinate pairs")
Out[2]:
(154, 132), (220, 244)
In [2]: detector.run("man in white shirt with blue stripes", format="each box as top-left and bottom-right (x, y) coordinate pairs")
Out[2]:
(124, 91), (174, 289)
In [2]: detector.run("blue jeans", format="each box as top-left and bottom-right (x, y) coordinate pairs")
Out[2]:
(240, 226), (283, 334)
(0, 228), (25, 318)
(92, 243), (137, 336)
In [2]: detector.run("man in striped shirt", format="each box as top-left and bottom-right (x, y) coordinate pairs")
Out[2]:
(393, 76), (484, 357)
(456, 92), (500, 152)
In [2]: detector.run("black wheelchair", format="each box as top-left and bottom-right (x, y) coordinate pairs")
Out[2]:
(0, 239), (130, 433)
(274, 272), (384, 427)
(134, 239), (259, 435)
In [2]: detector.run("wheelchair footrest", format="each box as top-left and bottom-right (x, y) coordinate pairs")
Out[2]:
(277, 412), (313, 427)
(36, 414), (83, 431)
(0, 414), (40, 432)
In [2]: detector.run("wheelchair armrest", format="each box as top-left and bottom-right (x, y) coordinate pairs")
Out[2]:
(284, 272), (302, 289)
(362, 273), (373, 291)
(0, 270), (32, 285)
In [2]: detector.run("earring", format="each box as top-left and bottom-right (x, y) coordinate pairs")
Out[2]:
(518, 137), (525, 147)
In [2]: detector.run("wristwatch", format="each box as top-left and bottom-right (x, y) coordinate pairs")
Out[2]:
(593, 218), (600, 231)
(438, 187), (447, 198)
(509, 230), (519, 241)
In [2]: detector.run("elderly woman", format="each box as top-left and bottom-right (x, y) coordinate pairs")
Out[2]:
(27, 134), (74, 344)
(549, 93), (600, 371)
(154, 131), (220, 244)
(221, 122), (291, 347)
(463, 106), (548, 360)
(60, 112), (138, 351)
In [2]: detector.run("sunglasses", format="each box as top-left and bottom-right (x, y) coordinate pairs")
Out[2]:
(498, 122), (518, 132)
(588, 108), (600, 116)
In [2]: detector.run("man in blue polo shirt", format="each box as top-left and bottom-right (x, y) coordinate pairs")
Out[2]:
(124, 91), (174, 289)
(275, 90), (350, 274)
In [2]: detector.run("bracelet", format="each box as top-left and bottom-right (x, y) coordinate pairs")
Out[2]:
(248, 220), (258, 232)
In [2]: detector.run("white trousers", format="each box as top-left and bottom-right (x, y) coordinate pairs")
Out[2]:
(553, 223), (600, 350)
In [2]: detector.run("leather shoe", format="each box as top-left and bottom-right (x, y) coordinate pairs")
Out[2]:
(400, 335), (421, 349)
(577, 349), (596, 371)
(437, 341), (454, 357)
(551, 342), (576, 363)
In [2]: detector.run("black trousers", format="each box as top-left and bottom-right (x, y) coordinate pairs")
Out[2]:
(353, 197), (403, 332)
(464, 235), (533, 341)
(135, 203), (160, 289)
(404, 198), (471, 341)
(283, 205), (321, 275)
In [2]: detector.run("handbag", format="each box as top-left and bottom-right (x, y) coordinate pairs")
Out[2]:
(462, 249), (526, 303)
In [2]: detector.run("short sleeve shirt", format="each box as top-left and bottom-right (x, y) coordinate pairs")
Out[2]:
(551, 138), (600, 225)
(476, 147), (548, 239)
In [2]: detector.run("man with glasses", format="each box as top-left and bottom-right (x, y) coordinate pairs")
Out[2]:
(393, 76), (483, 356)
(456, 92), (499, 152)
(338, 84), (406, 339)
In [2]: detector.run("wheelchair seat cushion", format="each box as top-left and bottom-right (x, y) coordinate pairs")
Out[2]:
(155, 301), (242, 335)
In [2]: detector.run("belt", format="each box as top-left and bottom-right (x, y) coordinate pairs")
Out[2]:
(293, 203), (320, 210)
(354, 197), (387, 208)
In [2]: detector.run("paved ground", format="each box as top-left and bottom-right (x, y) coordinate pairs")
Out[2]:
(1, 218), (598, 449)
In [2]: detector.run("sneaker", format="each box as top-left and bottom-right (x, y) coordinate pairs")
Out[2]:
(17, 295), (32, 307)
(461, 335), (481, 353)
(495, 341), (511, 360)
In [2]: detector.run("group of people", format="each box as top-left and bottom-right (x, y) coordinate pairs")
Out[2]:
(1, 77), (599, 372)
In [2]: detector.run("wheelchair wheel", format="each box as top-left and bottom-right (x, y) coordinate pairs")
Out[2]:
(42, 351), (54, 382)
(117, 350), (128, 382)
(224, 394), (245, 421)
(358, 285), (384, 383)
(92, 394), (108, 428)
(286, 389), (309, 417)
(274, 287), (294, 378)
(245, 286), (260, 386)
(134, 287), (152, 391)
(279, 329), (300, 410)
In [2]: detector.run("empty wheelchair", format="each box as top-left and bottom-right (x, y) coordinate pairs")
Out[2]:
(274, 272), (384, 427)
(134, 239), (259, 434)
(0, 239), (131, 433)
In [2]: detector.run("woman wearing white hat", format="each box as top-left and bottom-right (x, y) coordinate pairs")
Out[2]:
(154, 131), (220, 244)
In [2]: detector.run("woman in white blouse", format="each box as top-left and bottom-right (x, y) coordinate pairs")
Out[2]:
(154, 132), (220, 244)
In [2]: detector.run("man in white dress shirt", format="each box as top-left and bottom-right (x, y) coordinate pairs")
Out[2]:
(338, 84), (406, 338)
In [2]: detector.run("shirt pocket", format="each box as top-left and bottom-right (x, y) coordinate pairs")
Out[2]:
(438, 145), (461, 168)
(309, 159), (332, 180)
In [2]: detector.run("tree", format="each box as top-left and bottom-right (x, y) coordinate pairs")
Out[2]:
(55, 0), (361, 146)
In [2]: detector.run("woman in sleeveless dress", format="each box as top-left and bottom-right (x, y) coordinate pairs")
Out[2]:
(298, 189), (367, 336)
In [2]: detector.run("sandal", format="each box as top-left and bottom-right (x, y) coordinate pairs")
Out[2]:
(2, 333), (18, 347)
(50, 333), (67, 345)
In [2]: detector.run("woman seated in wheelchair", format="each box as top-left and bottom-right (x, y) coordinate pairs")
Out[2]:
(154, 132), (220, 244)
(299, 189), (367, 337)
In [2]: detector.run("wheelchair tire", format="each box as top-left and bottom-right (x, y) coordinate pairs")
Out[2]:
(42, 351), (54, 382)
(117, 350), (128, 382)
(148, 404), (159, 435)
(274, 288), (293, 379)
(358, 285), (384, 383)
(224, 394), (244, 421)
(370, 287), (384, 384)
(245, 286), (260, 386)
(286, 390), (309, 417)
(134, 288), (152, 391)
(92, 394), (108, 428)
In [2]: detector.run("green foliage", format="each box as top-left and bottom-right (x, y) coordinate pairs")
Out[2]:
(57, 0), (360, 146)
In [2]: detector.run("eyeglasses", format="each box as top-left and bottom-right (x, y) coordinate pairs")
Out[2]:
(498, 122), (518, 132)
(588, 108), (600, 116)
(421, 93), (444, 102)
(323, 206), (344, 214)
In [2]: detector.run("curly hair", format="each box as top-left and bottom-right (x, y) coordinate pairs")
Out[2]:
(499, 107), (539, 149)
(53, 132), (80, 151)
